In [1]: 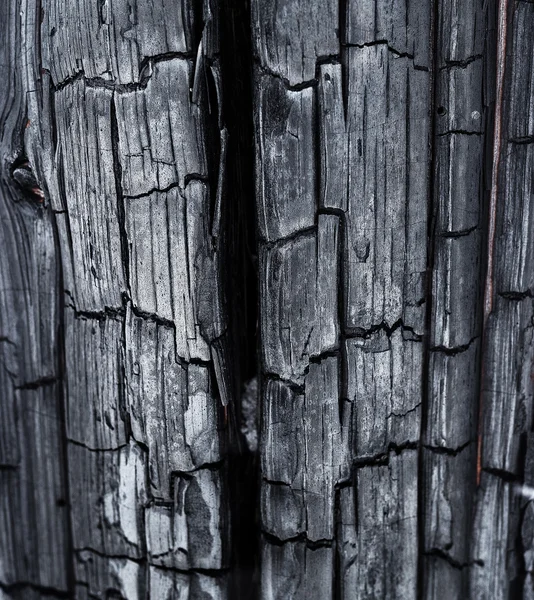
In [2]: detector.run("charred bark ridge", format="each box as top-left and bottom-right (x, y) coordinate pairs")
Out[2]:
(0, 0), (533, 599)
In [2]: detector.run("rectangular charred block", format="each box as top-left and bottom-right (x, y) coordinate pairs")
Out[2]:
(125, 181), (224, 361)
(494, 144), (534, 295)
(344, 45), (429, 332)
(436, 60), (484, 135)
(318, 63), (348, 212)
(437, 0), (487, 64)
(42, 0), (198, 86)
(0, 386), (69, 592)
(469, 473), (512, 600)
(115, 59), (207, 198)
(55, 80), (125, 311)
(340, 450), (418, 599)
(422, 446), (476, 564)
(426, 345), (480, 449)
(480, 298), (534, 474)
(431, 230), (483, 349)
(261, 540), (334, 600)
(146, 468), (227, 571)
(64, 309), (127, 450)
(434, 134), (484, 235)
(149, 567), (228, 600)
(254, 73), (316, 242)
(252, 0), (338, 85)
(261, 358), (347, 542)
(74, 551), (146, 600)
(506, 3), (534, 142)
(124, 311), (222, 498)
(345, 0), (431, 68)
(68, 441), (149, 559)
(346, 329), (422, 458)
(260, 216), (339, 383)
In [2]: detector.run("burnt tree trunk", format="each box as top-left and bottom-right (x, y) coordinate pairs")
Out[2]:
(1, 1), (232, 598)
(1, 0), (533, 599)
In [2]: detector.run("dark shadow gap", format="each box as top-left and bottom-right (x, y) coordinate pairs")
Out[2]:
(219, 0), (260, 598)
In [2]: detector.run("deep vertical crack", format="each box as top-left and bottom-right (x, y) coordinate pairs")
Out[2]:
(418, 0), (441, 597)
(47, 81), (76, 597)
(109, 96), (130, 296)
(219, 0), (260, 597)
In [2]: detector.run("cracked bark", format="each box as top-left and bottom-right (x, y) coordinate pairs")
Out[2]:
(1, 0), (534, 599)
(1, 1), (231, 599)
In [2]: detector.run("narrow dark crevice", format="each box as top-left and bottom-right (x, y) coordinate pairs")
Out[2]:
(219, 0), (260, 598)
(418, 0), (441, 597)
(354, 441), (419, 469)
(424, 548), (484, 570)
(109, 96), (130, 295)
(475, 0), (500, 493)
(47, 86), (77, 596)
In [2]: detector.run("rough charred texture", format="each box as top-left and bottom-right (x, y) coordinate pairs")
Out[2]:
(251, 0), (430, 596)
(1, 0), (230, 598)
(3, 0), (534, 598)
(251, 0), (501, 598)
(422, 1), (493, 597)
(469, 3), (534, 599)
(0, 1), (70, 597)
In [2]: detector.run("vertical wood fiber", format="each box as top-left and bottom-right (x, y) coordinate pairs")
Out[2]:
(3, 0), (534, 598)
(1, 0), (231, 598)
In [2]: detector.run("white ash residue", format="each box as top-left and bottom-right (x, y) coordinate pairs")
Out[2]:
(240, 377), (258, 452)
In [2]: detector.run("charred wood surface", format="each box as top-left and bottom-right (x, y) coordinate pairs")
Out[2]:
(1, 0), (533, 599)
